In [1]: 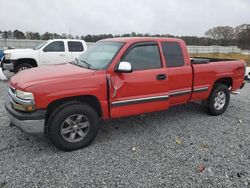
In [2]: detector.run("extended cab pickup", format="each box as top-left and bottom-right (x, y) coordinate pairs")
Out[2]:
(1, 39), (87, 73)
(5, 37), (246, 151)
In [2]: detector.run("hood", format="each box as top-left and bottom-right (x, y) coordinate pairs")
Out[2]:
(10, 63), (95, 89)
(4, 48), (35, 54)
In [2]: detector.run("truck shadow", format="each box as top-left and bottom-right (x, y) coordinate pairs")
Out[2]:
(2, 102), (209, 153)
(94, 102), (209, 145)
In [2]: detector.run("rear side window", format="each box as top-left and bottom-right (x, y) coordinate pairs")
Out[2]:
(162, 42), (185, 67)
(44, 41), (65, 52)
(68, 41), (84, 52)
(122, 44), (161, 70)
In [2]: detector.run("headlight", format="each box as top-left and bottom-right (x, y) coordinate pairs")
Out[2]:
(16, 89), (34, 100)
(9, 88), (35, 112)
(4, 53), (11, 60)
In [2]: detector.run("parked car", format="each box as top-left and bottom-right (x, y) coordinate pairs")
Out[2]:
(5, 37), (246, 151)
(0, 49), (3, 60)
(1, 39), (87, 73)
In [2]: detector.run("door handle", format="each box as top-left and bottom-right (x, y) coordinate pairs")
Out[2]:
(156, 74), (167, 80)
(59, 54), (66, 57)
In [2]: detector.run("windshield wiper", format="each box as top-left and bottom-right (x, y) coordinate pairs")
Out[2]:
(68, 59), (81, 66)
(69, 58), (95, 70)
(79, 59), (95, 70)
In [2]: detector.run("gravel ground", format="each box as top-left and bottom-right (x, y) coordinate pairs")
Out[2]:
(0, 75), (249, 187)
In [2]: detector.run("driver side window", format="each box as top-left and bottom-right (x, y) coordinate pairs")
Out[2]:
(122, 44), (162, 71)
(44, 41), (65, 52)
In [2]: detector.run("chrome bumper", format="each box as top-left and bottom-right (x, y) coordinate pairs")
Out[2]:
(5, 99), (46, 136)
(7, 111), (45, 136)
(2, 61), (14, 71)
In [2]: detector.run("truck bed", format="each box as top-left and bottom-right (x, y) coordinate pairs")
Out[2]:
(191, 57), (237, 64)
(190, 57), (245, 101)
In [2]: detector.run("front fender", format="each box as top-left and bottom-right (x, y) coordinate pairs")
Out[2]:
(9, 52), (39, 63)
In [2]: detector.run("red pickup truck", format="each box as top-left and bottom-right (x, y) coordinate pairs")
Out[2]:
(5, 37), (246, 151)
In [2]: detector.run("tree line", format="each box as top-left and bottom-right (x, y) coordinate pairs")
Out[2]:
(0, 24), (249, 49)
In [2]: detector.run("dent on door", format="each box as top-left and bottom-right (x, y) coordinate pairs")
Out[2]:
(108, 74), (125, 98)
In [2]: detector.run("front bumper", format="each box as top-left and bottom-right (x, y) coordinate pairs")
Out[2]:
(2, 60), (14, 71)
(240, 82), (245, 89)
(5, 99), (46, 136)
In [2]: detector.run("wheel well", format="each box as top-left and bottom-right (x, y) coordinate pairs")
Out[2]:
(45, 95), (103, 121)
(16, 58), (38, 67)
(214, 77), (232, 88)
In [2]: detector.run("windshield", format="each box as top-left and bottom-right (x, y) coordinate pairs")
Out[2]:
(77, 41), (124, 70)
(33, 42), (47, 50)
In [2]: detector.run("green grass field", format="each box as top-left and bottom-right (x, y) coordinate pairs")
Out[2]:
(190, 53), (250, 66)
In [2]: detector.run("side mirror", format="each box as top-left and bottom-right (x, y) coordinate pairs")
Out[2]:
(43, 48), (47, 52)
(116, 61), (133, 73)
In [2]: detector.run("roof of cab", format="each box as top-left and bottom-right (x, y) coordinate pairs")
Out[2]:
(47, 39), (86, 42)
(101, 37), (184, 43)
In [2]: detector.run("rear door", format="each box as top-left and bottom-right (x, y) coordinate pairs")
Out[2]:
(39, 41), (68, 65)
(67, 41), (85, 62)
(109, 42), (169, 118)
(161, 42), (193, 105)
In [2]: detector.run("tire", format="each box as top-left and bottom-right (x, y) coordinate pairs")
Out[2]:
(207, 84), (230, 116)
(14, 63), (33, 73)
(47, 102), (99, 151)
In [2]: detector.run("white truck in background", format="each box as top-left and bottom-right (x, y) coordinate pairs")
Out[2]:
(246, 67), (250, 81)
(0, 39), (87, 73)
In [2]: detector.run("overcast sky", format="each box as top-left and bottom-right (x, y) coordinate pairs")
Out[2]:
(1, 0), (250, 37)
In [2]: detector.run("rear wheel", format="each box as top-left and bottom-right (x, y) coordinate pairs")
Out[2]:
(14, 63), (33, 73)
(47, 102), (99, 151)
(207, 84), (230, 116)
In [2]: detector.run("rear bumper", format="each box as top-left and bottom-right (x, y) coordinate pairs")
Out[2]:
(5, 99), (46, 136)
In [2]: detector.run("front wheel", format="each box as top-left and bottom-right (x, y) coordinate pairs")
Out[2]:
(14, 63), (33, 73)
(47, 102), (99, 151)
(207, 84), (230, 116)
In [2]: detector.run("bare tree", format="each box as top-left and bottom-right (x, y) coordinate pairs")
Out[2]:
(205, 26), (235, 40)
(13, 30), (25, 39)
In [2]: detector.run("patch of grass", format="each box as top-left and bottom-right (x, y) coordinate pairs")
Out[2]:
(190, 53), (250, 66)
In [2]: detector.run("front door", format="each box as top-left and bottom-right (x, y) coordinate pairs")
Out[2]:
(109, 42), (169, 118)
(40, 41), (68, 65)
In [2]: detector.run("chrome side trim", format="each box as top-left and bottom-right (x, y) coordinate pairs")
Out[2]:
(111, 87), (208, 108)
(169, 90), (192, 97)
(193, 87), (209, 93)
(111, 95), (169, 107)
